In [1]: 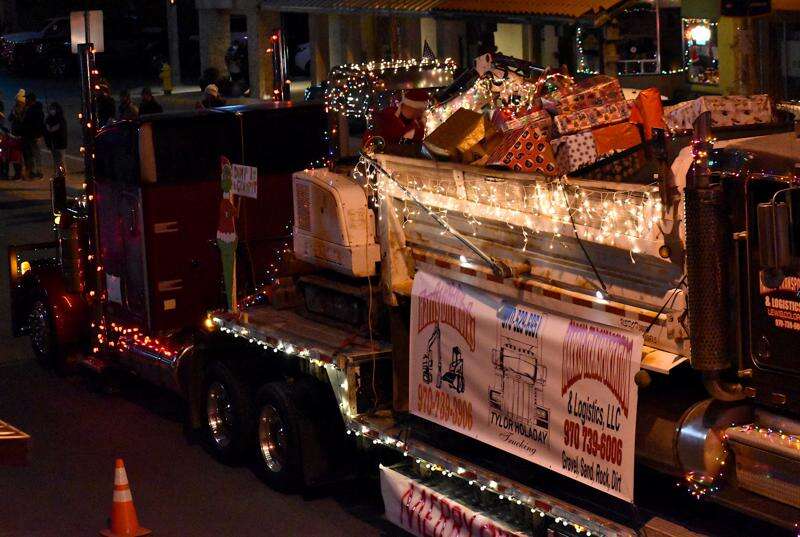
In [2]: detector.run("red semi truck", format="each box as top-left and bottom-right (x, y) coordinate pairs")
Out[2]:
(9, 70), (800, 535)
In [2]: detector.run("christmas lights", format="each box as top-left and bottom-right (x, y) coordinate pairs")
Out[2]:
(576, 27), (600, 76)
(356, 155), (664, 258)
(324, 57), (457, 122)
(350, 420), (614, 536)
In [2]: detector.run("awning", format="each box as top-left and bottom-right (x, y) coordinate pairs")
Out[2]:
(262, 0), (624, 18)
(773, 0), (800, 11)
(433, 0), (624, 18)
(261, 0), (443, 15)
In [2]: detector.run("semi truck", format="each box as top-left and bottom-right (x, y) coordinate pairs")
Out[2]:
(9, 58), (800, 535)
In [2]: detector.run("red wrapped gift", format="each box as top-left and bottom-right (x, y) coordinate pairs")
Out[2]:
(491, 107), (552, 133)
(556, 76), (624, 115)
(487, 125), (559, 176)
(554, 101), (631, 136)
(591, 122), (642, 158)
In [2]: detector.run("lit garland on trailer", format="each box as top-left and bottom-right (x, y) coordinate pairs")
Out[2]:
(324, 57), (457, 122)
(355, 155), (664, 260)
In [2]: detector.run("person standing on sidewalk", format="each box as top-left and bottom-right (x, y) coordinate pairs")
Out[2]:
(138, 87), (163, 115)
(118, 90), (139, 121)
(97, 80), (116, 127)
(22, 92), (44, 179)
(196, 84), (225, 109)
(7, 91), (26, 180)
(44, 102), (67, 176)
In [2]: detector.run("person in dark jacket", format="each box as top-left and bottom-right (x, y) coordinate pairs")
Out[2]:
(118, 89), (138, 121)
(44, 102), (67, 175)
(96, 80), (115, 127)
(21, 92), (44, 179)
(196, 84), (226, 109)
(138, 87), (163, 115)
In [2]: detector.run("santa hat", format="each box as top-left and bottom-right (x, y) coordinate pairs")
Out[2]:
(401, 88), (429, 110)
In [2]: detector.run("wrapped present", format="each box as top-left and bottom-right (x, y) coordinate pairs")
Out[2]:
(629, 88), (666, 140)
(554, 101), (631, 135)
(551, 132), (597, 173)
(592, 122), (642, 157)
(425, 88), (492, 133)
(423, 108), (496, 162)
(585, 150), (647, 182)
(555, 76), (624, 115)
(701, 94), (773, 127)
(664, 94), (773, 130)
(491, 107), (552, 133)
(486, 125), (559, 176)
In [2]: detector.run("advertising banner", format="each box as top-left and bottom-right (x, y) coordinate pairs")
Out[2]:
(380, 465), (526, 537)
(409, 271), (642, 501)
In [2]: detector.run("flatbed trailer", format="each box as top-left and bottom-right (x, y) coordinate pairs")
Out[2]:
(212, 304), (640, 536)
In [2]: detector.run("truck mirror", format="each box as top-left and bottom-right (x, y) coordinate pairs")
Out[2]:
(757, 200), (792, 287)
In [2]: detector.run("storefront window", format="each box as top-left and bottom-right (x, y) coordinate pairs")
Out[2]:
(586, 2), (683, 78)
(683, 18), (719, 85)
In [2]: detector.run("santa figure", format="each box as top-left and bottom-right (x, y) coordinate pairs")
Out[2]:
(364, 88), (429, 147)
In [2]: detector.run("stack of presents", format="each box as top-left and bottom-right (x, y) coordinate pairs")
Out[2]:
(421, 72), (776, 181)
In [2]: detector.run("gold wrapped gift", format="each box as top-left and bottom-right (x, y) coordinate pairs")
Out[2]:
(423, 108), (497, 163)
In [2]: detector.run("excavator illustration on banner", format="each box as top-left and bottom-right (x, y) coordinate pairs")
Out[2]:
(421, 322), (465, 394)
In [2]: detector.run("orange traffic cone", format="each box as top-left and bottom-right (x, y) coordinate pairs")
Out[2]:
(100, 459), (152, 537)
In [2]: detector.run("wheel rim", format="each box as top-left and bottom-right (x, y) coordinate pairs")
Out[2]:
(206, 381), (235, 449)
(258, 404), (287, 473)
(29, 301), (51, 357)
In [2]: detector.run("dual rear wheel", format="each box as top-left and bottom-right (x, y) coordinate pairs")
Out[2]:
(202, 363), (332, 491)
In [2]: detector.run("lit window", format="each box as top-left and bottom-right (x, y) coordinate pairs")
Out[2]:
(683, 18), (719, 85)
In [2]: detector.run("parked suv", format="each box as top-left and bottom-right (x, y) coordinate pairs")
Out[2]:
(0, 17), (69, 76)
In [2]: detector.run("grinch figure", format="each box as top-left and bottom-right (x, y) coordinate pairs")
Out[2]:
(217, 156), (238, 311)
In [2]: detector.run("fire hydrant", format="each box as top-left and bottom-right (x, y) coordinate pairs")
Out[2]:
(159, 62), (173, 95)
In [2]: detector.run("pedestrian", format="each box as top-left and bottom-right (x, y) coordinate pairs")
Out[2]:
(10, 89), (25, 137)
(6, 91), (25, 180)
(96, 80), (115, 127)
(0, 100), (7, 179)
(138, 87), (163, 115)
(22, 91), (44, 179)
(118, 89), (138, 121)
(44, 102), (67, 176)
(196, 84), (226, 110)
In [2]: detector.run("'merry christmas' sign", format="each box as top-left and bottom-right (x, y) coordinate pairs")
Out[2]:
(409, 271), (642, 501)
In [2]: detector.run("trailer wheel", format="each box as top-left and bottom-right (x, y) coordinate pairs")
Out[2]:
(253, 381), (306, 491)
(28, 299), (65, 372)
(203, 361), (253, 462)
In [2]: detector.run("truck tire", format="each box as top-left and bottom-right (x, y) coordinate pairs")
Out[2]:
(203, 361), (253, 463)
(28, 298), (65, 373)
(253, 381), (307, 491)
